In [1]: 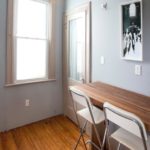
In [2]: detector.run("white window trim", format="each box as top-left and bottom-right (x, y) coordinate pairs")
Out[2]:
(6, 0), (56, 86)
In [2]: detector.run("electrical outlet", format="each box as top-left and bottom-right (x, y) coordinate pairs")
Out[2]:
(100, 56), (105, 64)
(25, 99), (30, 107)
(135, 65), (142, 76)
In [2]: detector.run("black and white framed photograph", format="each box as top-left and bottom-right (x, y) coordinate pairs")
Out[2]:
(121, 0), (143, 61)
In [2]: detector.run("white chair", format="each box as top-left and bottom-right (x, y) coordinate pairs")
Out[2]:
(69, 87), (106, 150)
(103, 102), (150, 150)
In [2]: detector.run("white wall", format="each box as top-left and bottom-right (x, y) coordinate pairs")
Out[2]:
(65, 0), (150, 96)
(0, 0), (65, 131)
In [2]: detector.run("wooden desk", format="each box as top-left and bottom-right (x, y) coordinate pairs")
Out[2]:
(73, 81), (150, 131)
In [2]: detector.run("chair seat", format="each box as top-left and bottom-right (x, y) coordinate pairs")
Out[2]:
(77, 106), (105, 124)
(111, 128), (150, 150)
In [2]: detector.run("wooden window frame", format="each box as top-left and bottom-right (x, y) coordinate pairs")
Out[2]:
(6, 0), (56, 86)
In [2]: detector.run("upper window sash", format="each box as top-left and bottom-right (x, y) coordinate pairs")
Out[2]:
(14, 0), (50, 39)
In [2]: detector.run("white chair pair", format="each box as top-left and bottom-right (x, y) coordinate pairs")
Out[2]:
(103, 102), (150, 150)
(69, 87), (106, 150)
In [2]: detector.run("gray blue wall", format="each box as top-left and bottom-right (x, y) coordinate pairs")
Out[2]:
(65, 0), (150, 96)
(0, 0), (149, 132)
(0, 0), (64, 131)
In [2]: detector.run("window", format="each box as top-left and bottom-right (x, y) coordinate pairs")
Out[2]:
(6, 0), (56, 85)
(65, 4), (91, 84)
(69, 12), (86, 82)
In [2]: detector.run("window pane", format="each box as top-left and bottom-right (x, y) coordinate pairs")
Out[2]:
(16, 38), (47, 81)
(16, 0), (48, 39)
(69, 16), (85, 81)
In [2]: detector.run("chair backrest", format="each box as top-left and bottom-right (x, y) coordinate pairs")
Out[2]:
(103, 102), (148, 141)
(69, 86), (92, 110)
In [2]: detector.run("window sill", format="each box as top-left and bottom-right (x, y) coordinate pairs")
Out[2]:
(5, 79), (56, 87)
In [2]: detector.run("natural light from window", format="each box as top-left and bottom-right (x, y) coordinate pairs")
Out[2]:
(15, 0), (49, 81)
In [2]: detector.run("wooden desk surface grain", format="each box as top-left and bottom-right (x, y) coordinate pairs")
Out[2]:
(73, 81), (150, 131)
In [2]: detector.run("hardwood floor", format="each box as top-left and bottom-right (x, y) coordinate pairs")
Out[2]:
(0, 115), (89, 150)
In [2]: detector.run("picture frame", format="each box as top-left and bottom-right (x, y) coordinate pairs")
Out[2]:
(120, 0), (143, 61)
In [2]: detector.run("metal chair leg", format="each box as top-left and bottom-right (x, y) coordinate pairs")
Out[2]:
(101, 128), (107, 150)
(93, 123), (102, 148)
(86, 140), (101, 150)
(73, 120), (88, 150)
(117, 143), (121, 150)
(105, 120), (112, 150)
(74, 133), (82, 150)
(85, 126), (107, 150)
(81, 134), (88, 150)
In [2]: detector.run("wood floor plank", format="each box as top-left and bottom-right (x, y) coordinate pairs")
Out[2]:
(0, 132), (17, 150)
(0, 115), (89, 150)
(0, 133), (3, 150)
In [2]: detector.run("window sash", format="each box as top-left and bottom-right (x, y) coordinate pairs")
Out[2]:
(14, 0), (50, 39)
(13, 37), (49, 83)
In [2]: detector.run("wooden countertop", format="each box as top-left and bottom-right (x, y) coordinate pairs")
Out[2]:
(73, 81), (150, 131)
